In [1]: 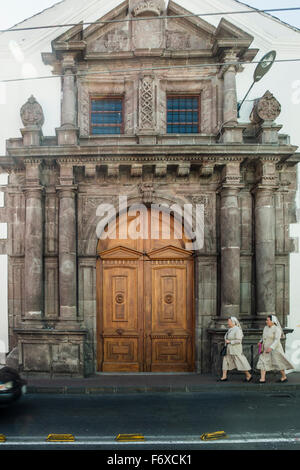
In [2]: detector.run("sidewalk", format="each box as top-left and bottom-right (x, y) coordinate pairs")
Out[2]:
(24, 371), (300, 394)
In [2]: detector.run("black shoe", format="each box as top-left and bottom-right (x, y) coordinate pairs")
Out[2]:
(244, 376), (252, 383)
(276, 378), (288, 383)
(258, 380), (266, 384)
(218, 378), (228, 382)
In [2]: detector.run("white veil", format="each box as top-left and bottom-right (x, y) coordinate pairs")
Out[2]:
(230, 317), (243, 338)
(270, 314), (285, 339)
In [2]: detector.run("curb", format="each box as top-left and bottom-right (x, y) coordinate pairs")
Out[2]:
(26, 383), (300, 395)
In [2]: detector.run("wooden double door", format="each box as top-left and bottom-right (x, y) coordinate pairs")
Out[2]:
(96, 209), (194, 372)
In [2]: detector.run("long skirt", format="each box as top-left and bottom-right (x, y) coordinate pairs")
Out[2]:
(256, 350), (294, 371)
(223, 354), (251, 371)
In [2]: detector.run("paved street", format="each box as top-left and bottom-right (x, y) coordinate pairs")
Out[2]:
(0, 391), (300, 450)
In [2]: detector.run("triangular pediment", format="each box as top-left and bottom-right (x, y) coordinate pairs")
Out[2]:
(83, 1), (130, 54)
(215, 18), (253, 41)
(166, 1), (216, 50)
(98, 245), (144, 259)
(44, 0), (257, 63)
(147, 245), (193, 260)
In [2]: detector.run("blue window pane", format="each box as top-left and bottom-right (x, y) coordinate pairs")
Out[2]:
(91, 98), (123, 134)
(92, 126), (121, 135)
(91, 112), (122, 124)
(92, 99), (122, 112)
(167, 96), (199, 133)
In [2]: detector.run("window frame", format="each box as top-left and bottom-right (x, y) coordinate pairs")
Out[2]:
(90, 95), (125, 136)
(166, 94), (201, 134)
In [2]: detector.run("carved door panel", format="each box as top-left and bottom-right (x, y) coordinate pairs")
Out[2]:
(97, 247), (144, 372)
(97, 210), (194, 372)
(144, 247), (194, 372)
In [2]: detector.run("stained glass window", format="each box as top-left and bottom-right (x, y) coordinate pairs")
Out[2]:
(91, 97), (123, 135)
(167, 96), (200, 134)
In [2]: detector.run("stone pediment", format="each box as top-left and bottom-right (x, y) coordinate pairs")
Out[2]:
(98, 245), (144, 259)
(146, 245), (193, 260)
(43, 0), (257, 64)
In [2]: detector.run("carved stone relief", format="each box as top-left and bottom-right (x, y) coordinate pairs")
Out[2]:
(20, 96), (44, 127)
(139, 76), (155, 130)
(250, 90), (281, 123)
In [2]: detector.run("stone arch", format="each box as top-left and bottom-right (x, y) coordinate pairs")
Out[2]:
(80, 192), (203, 255)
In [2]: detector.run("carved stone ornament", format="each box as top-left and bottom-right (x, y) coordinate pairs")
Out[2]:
(166, 31), (191, 50)
(139, 76), (155, 129)
(133, 1), (162, 17)
(250, 90), (281, 124)
(20, 95), (44, 127)
(139, 183), (155, 204)
(104, 30), (129, 52)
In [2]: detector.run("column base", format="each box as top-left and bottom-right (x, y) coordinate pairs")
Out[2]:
(136, 133), (157, 145)
(219, 124), (246, 144)
(56, 126), (79, 146)
(13, 328), (88, 377)
(60, 306), (77, 320)
(21, 126), (43, 146)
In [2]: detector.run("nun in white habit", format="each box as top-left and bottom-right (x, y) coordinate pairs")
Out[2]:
(220, 317), (252, 382)
(256, 314), (294, 383)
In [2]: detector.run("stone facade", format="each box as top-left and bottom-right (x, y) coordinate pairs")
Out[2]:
(0, 0), (299, 376)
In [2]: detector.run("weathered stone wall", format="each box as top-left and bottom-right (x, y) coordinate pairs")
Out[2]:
(1, 0), (299, 376)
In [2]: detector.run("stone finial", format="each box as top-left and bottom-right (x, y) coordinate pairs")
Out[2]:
(131, 0), (163, 17)
(20, 95), (44, 127)
(250, 90), (281, 124)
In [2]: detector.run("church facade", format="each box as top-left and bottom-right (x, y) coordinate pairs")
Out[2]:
(1, 0), (299, 376)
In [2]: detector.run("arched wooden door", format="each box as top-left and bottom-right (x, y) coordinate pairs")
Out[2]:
(96, 208), (194, 372)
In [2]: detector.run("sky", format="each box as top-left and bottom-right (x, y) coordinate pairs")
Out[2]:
(0, 0), (300, 30)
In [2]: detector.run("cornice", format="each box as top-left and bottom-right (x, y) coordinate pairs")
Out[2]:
(4, 144), (298, 161)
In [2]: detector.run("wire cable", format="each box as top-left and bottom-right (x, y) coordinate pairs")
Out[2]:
(1, 7), (300, 33)
(1, 58), (300, 84)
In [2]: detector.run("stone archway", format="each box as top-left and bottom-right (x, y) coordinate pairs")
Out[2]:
(96, 206), (195, 372)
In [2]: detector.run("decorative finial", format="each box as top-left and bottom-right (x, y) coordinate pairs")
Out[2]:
(20, 95), (44, 127)
(250, 90), (281, 124)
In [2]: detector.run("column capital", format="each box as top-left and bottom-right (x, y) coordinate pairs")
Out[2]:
(251, 184), (278, 196)
(218, 184), (243, 195)
(61, 52), (78, 73)
(23, 185), (45, 198)
(56, 184), (78, 198)
(218, 49), (240, 78)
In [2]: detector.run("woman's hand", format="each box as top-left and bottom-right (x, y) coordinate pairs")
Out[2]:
(266, 347), (272, 354)
(225, 340), (231, 344)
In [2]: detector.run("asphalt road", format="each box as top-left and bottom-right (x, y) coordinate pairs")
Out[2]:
(0, 391), (300, 451)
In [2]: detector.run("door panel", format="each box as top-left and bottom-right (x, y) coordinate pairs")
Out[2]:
(97, 253), (144, 372)
(97, 209), (194, 372)
(146, 260), (194, 372)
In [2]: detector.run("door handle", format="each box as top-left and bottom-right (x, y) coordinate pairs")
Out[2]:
(116, 329), (124, 336)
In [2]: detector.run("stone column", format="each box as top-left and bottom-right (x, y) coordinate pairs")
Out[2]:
(252, 158), (278, 318)
(24, 162), (44, 317)
(61, 69), (77, 128)
(253, 187), (276, 317)
(223, 63), (238, 126)
(219, 162), (242, 318)
(56, 53), (78, 145)
(57, 163), (77, 319)
(219, 50), (244, 143)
